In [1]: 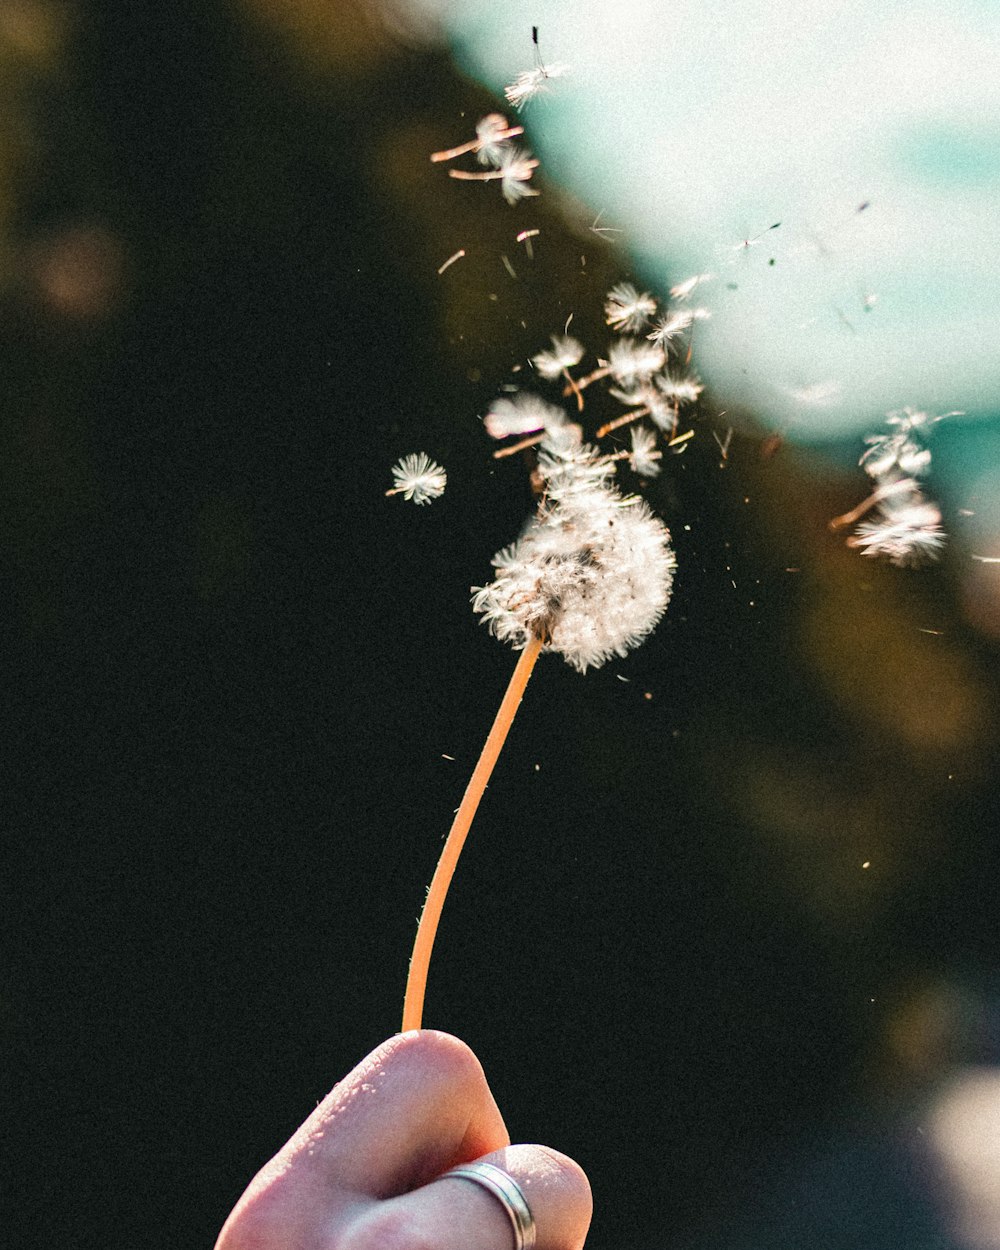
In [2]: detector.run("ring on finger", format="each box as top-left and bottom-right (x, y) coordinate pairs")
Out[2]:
(441, 1161), (536, 1250)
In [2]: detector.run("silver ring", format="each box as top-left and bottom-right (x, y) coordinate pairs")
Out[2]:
(442, 1161), (536, 1250)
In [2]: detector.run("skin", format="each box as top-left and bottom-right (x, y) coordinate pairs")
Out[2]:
(216, 1030), (593, 1250)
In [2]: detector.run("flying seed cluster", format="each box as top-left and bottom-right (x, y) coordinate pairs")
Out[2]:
(831, 407), (949, 566)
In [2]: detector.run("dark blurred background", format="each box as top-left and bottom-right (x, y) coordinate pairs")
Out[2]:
(3, 3), (999, 1248)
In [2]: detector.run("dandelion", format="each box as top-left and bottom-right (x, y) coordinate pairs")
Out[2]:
(386, 453), (447, 505)
(603, 424), (664, 476)
(504, 61), (570, 111)
(643, 388), (684, 434)
(604, 282), (658, 333)
(486, 391), (579, 459)
(473, 436), (676, 671)
(401, 436), (675, 1031)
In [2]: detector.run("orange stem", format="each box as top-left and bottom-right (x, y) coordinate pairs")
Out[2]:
(563, 368), (584, 413)
(829, 477), (914, 532)
(431, 126), (523, 163)
(401, 634), (543, 1032)
(563, 365), (610, 396)
(595, 406), (651, 439)
(493, 431), (545, 459)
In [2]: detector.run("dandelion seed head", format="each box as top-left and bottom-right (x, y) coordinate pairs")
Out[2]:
(604, 282), (658, 333)
(472, 437), (676, 672)
(389, 453), (447, 505)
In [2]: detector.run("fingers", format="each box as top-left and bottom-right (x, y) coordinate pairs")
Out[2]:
(216, 1031), (591, 1250)
(346, 1143), (593, 1250)
(288, 1029), (511, 1195)
(217, 1030), (510, 1246)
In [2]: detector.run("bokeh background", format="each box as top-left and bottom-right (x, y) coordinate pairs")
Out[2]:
(3, 3), (999, 1248)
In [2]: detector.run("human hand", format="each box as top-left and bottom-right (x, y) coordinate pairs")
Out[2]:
(215, 1029), (592, 1250)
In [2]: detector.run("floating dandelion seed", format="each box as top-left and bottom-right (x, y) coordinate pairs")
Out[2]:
(436, 249), (465, 275)
(861, 407), (935, 480)
(655, 371), (704, 406)
(430, 113), (524, 164)
(386, 453), (447, 505)
(604, 282), (658, 333)
(670, 273), (714, 301)
(834, 406), (952, 566)
(848, 501), (946, 566)
(627, 425), (663, 478)
(647, 308), (695, 345)
(567, 338), (665, 398)
(474, 113), (524, 166)
(590, 210), (624, 240)
(607, 338), (666, 385)
(484, 391), (568, 440)
(532, 334), (584, 380)
(496, 148), (541, 204)
(504, 62), (570, 111)
(449, 147), (540, 205)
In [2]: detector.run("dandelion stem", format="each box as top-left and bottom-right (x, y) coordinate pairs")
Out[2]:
(564, 365), (611, 395)
(449, 168), (505, 183)
(563, 367), (584, 413)
(493, 431), (545, 459)
(430, 127), (524, 163)
(829, 477), (914, 531)
(401, 633), (544, 1032)
(595, 406), (651, 439)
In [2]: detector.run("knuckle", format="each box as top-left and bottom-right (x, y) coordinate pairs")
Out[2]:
(390, 1028), (488, 1095)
